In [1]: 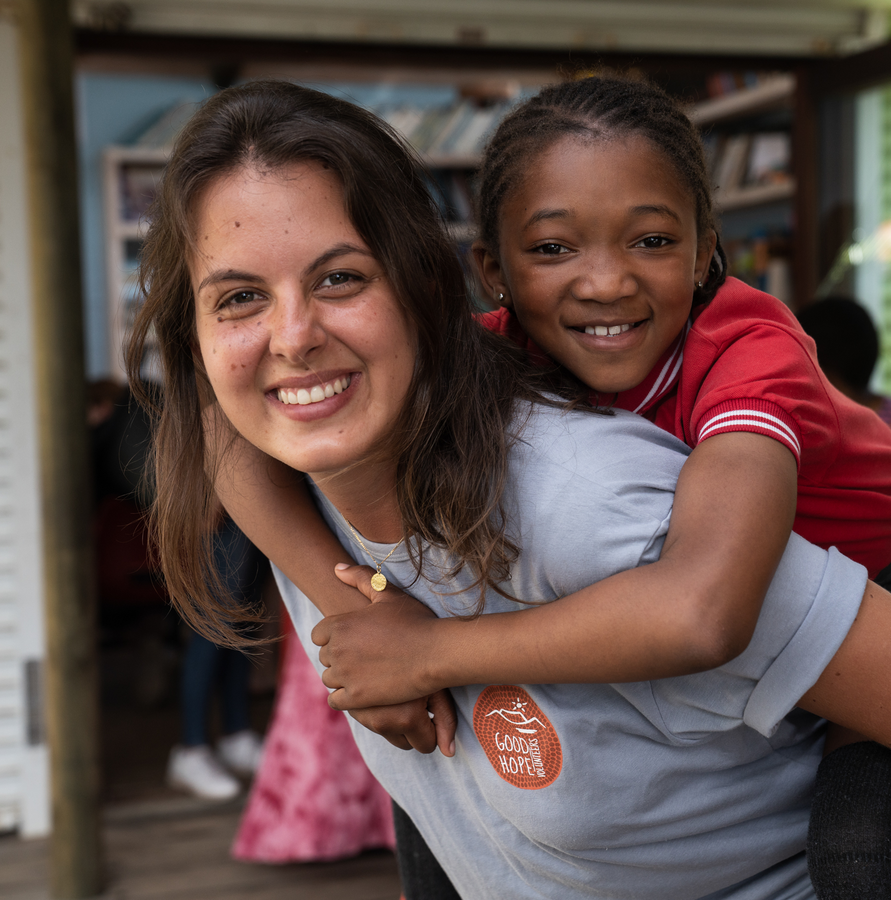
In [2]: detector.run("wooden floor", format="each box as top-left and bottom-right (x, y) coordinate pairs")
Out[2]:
(0, 798), (402, 900)
(0, 634), (403, 900)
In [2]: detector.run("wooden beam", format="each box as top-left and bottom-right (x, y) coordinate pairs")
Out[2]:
(69, 0), (884, 57)
(16, 0), (103, 896)
(74, 28), (807, 86)
(811, 37), (891, 95)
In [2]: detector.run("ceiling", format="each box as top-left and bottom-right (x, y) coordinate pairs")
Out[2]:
(71, 0), (891, 58)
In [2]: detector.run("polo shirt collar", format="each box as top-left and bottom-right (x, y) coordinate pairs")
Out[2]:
(609, 319), (690, 415)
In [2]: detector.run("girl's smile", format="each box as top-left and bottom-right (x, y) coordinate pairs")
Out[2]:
(478, 134), (715, 395)
(191, 161), (416, 501)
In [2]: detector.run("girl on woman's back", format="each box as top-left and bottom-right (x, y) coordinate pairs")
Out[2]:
(316, 76), (891, 898)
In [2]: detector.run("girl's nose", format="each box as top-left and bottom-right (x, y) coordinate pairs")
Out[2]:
(571, 252), (636, 303)
(267, 294), (327, 363)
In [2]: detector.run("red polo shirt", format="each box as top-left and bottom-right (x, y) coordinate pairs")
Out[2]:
(480, 277), (891, 577)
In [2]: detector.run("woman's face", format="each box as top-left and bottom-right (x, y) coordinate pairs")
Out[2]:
(191, 162), (416, 485)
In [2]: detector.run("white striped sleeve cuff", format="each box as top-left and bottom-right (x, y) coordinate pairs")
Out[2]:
(695, 400), (801, 464)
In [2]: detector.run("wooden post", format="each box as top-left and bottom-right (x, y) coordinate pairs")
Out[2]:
(15, 0), (103, 896)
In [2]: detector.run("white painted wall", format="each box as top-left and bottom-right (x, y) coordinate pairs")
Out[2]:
(0, 12), (51, 839)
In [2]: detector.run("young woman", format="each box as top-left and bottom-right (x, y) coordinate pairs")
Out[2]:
(129, 80), (891, 899)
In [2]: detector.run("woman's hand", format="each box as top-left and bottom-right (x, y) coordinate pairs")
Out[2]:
(313, 564), (457, 756)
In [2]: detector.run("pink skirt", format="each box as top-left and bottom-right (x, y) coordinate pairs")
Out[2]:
(232, 628), (395, 862)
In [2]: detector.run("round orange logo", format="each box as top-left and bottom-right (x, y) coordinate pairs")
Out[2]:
(472, 685), (562, 789)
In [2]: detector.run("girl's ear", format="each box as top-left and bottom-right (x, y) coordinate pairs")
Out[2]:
(471, 241), (512, 309)
(696, 229), (719, 286)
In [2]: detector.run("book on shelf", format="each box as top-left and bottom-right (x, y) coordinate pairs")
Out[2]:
(119, 164), (163, 222)
(714, 134), (751, 193)
(451, 107), (500, 157)
(377, 99), (512, 162)
(426, 103), (477, 157)
(709, 130), (792, 196)
(746, 132), (792, 185)
(705, 71), (781, 99)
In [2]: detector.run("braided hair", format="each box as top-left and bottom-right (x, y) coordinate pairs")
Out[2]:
(477, 75), (727, 306)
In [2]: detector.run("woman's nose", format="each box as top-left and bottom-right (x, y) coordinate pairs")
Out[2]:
(267, 295), (327, 362)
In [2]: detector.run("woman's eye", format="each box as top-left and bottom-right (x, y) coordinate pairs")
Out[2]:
(221, 290), (262, 308)
(319, 271), (359, 288)
(532, 243), (569, 256)
(636, 235), (672, 249)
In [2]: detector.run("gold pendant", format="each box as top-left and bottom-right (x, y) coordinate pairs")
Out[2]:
(370, 571), (388, 592)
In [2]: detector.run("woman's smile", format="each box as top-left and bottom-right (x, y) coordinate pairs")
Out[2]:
(274, 373), (352, 407)
(190, 161), (416, 489)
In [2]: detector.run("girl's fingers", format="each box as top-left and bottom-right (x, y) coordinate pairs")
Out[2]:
(428, 690), (458, 757)
(326, 684), (348, 708)
(334, 562), (403, 603)
(334, 563), (380, 602)
(348, 702), (438, 755)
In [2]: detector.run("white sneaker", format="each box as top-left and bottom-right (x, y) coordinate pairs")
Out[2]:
(167, 744), (240, 800)
(217, 729), (264, 777)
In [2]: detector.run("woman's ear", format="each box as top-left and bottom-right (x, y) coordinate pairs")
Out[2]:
(471, 241), (512, 309)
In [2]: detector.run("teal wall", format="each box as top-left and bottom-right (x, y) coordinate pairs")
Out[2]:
(75, 73), (460, 379)
(76, 72), (217, 379)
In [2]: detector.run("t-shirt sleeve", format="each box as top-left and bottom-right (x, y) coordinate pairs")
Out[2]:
(621, 537), (866, 741)
(506, 409), (688, 601)
(686, 319), (838, 470)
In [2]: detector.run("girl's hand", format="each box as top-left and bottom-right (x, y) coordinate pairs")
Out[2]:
(313, 564), (457, 756)
(348, 692), (457, 757)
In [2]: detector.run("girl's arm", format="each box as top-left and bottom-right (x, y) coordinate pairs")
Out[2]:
(213, 429), (367, 617)
(314, 431), (799, 706)
(212, 425), (457, 755)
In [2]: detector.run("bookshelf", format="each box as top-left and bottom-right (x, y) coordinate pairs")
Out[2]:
(102, 92), (519, 376)
(692, 73), (797, 305)
(102, 145), (168, 380)
(102, 72), (809, 369)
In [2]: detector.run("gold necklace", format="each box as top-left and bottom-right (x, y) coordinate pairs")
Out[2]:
(345, 521), (403, 592)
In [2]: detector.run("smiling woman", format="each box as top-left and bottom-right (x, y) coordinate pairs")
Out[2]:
(127, 80), (891, 900)
(191, 162), (416, 504)
(127, 78), (552, 639)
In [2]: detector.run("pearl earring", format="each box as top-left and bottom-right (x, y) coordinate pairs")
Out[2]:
(697, 280), (703, 289)
(496, 292), (505, 303)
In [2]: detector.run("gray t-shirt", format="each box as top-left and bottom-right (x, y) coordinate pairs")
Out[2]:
(275, 404), (865, 900)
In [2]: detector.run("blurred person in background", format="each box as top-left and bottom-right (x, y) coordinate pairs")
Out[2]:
(798, 296), (891, 427)
(90, 378), (267, 800)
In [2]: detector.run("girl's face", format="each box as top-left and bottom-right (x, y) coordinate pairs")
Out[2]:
(478, 135), (715, 394)
(191, 162), (416, 486)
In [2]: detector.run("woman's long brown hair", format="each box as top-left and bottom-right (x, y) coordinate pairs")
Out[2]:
(127, 79), (587, 645)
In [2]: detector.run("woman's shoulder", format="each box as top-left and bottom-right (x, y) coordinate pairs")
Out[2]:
(513, 402), (690, 488)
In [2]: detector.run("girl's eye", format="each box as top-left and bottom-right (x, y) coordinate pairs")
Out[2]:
(636, 235), (673, 249)
(532, 243), (569, 256)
